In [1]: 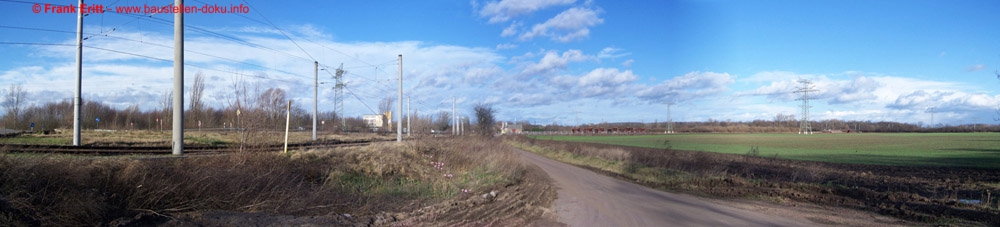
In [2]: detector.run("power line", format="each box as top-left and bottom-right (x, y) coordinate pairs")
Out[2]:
(190, 0), (396, 78)
(0, 41), (306, 85)
(240, 0), (316, 61)
(1, 4), (404, 117)
(344, 85), (377, 115)
(0, 25), (311, 80)
(4, 14), (394, 89)
(794, 79), (818, 134)
(108, 9), (316, 64)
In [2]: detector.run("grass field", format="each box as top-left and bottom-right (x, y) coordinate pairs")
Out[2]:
(529, 133), (1000, 169)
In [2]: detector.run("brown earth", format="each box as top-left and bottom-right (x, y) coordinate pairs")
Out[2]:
(0, 138), (558, 226)
(515, 137), (1000, 226)
(155, 160), (558, 227)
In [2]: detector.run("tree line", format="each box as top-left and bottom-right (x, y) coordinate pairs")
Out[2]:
(0, 73), (496, 136)
(515, 114), (1000, 133)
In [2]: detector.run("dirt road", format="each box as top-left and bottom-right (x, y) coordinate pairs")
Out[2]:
(516, 148), (817, 226)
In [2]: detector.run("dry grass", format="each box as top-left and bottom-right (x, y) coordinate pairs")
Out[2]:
(509, 136), (1000, 226)
(0, 137), (523, 226)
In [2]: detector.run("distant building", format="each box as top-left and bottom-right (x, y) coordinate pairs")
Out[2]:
(363, 114), (383, 129)
(502, 123), (523, 134)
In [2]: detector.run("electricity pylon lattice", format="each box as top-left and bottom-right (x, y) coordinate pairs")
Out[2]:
(795, 79), (818, 134)
(334, 63), (346, 131)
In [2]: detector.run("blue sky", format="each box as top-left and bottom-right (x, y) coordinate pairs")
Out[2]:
(1, 0), (999, 126)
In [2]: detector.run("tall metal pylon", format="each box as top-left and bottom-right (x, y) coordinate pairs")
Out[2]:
(795, 79), (818, 134)
(333, 63), (346, 132)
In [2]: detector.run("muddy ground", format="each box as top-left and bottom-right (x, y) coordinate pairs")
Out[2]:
(521, 138), (1000, 226)
(147, 161), (558, 227)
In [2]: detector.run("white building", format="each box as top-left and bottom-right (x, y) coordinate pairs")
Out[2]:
(363, 114), (383, 129)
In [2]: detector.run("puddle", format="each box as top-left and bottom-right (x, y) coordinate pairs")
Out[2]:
(957, 199), (981, 205)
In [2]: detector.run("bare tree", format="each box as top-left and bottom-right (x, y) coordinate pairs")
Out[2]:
(435, 110), (451, 132)
(190, 72), (206, 114)
(157, 90), (172, 130)
(224, 75), (270, 151)
(2, 84), (27, 129)
(258, 88), (288, 130)
(473, 103), (496, 137)
(378, 96), (395, 132)
(160, 90), (173, 113)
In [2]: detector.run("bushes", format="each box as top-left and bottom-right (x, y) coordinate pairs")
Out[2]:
(0, 137), (523, 225)
(0, 153), (337, 225)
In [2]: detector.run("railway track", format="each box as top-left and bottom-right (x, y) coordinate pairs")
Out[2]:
(0, 139), (390, 156)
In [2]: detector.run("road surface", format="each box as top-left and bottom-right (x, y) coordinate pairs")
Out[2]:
(516, 148), (812, 227)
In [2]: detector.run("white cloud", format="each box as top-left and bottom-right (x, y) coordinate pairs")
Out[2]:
(506, 93), (554, 106)
(733, 71), (999, 124)
(495, 43), (518, 50)
(621, 59), (634, 68)
(597, 47), (630, 59)
(740, 72), (882, 104)
(519, 7), (603, 42)
(463, 66), (504, 85)
(966, 64), (986, 72)
(742, 70), (815, 84)
(4, 28), (508, 117)
(885, 90), (998, 112)
(825, 76), (881, 104)
(637, 71), (734, 102)
(574, 68), (636, 97)
(885, 90), (949, 110)
(519, 49), (590, 76)
(501, 22), (521, 37)
(476, 0), (577, 23)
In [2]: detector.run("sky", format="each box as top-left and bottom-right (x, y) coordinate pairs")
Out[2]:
(1, 0), (999, 127)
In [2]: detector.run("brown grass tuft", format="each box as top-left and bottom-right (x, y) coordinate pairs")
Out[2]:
(0, 136), (525, 225)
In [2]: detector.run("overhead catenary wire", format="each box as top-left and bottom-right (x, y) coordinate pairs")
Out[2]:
(0, 25), (313, 82)
(0, 1), (411, 118)
(344, 85), (377, 115)
(0, 41), (305, 87)
(2, 2), (396, 86)
(239, 0), (316, 62)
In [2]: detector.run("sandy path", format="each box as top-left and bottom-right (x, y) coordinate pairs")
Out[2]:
(516, 148), (824, 227)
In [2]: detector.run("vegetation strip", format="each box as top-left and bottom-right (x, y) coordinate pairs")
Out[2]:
(507, 136), (999, 226)
(0, 137), (551, 226)
(530, 133), (1000, 169)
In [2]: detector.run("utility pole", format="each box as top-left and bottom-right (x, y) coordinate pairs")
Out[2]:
(283, 100), (291, 153)
(172, 0), (185, 155)
(73, 0), (82, 146)
(407, 96), (411, 137)
(313, 61), (318, 141)
(665, 102), (675, 134)
(397, 54), (402, 142)
(452, 96), (457, 135)
(795, 79), (818, 135)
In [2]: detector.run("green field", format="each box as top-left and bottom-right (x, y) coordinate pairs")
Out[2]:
(529, 133), (1000, 169)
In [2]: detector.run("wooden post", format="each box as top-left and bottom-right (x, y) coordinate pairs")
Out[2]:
(283, 100), (292, 154)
